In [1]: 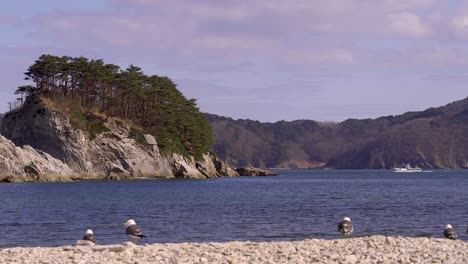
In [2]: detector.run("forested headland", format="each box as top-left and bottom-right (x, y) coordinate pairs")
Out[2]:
(13, 54), (213, 159)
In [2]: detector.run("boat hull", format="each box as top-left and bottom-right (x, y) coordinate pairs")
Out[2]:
(392, 169), (423, 173)
(392, 164), (423, 173)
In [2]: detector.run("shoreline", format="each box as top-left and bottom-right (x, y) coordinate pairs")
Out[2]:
(2, 168), (466, 184)
(1, 236), (466, 263)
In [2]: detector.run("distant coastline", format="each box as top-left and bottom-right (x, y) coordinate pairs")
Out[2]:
(207, 97), (468, 170)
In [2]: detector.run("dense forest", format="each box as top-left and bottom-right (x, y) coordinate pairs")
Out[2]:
(15, 54), (213, 158)
(207, 97), (468, 169)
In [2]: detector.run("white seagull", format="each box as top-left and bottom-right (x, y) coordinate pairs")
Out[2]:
(124, 219), (146, 242)
(338, 217), (353, 237)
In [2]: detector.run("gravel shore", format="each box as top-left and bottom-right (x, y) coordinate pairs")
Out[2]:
(0, 236), (466, 264)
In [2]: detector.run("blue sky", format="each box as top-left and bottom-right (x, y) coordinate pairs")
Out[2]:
(1, 0), (467, 122)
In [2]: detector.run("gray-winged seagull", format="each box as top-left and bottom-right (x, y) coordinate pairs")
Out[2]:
(124, 219), (146, 242)
(82, 229), (97, 244)
(443, 224), (458, 240)
(338, 217), (353, 237)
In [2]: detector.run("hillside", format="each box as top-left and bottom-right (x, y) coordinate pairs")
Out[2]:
(207, 97), (468, 169)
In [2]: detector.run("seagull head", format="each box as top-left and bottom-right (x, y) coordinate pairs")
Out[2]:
(343, 217), (351, 222)
(445, 224), (453, 229)
(85, 229), (94, 235)
(124, 219), (136, 227)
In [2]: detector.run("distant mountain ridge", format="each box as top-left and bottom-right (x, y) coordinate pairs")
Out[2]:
(207, 97), (468, 169)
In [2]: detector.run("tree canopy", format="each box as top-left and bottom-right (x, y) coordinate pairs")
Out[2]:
(18, 54), (214, 158)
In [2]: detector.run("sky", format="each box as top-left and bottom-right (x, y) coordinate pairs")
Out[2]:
(1, 0), (468, 122)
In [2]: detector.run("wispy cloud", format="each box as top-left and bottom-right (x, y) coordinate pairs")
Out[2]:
(0, 15), (18, 24)
(22, 0), (468, 67)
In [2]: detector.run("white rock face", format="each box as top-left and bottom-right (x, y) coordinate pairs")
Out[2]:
(0, 97), (238, 182)
(0, 135), (73, 182)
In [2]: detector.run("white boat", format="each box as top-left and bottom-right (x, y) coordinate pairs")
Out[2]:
(392, 163), (423, 173)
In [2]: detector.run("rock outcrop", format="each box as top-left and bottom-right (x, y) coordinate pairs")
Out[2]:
(235, 166), (277, 176)
(0, 97), (238, 182)
(0, 135), (73, 182)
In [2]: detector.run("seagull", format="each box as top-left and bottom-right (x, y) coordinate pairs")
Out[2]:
(443, 224), (458, 240)
(124, 219), (146, 242)
(82, 229), (97, 244)
(338, 217), (353, 237)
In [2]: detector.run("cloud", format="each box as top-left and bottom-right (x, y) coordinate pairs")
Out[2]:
(23, 1), (454, 63)
(9, 0), (468, 74)
(0, 15), (18, 24)
(14, 1), (468, 84)
(387, 12), (430, 37)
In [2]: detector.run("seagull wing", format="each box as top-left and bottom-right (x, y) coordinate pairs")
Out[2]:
(126, 225), (146, 238)
(444, 228), (457, 240)
(83, 234), (97, 243)
(338, 220), (353, 235)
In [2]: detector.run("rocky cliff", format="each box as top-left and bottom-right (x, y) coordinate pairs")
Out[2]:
(207, 97), (468, 169)
(0, 96), (238, 182)
(0, 135), (73, 182)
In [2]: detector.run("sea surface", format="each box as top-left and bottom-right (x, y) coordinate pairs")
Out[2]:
(0, 170), (467, 247)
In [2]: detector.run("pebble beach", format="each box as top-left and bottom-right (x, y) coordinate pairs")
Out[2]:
(0, 236), (466, 264)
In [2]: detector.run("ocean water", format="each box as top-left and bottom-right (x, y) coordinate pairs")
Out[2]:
(0, 170), (466, 247)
